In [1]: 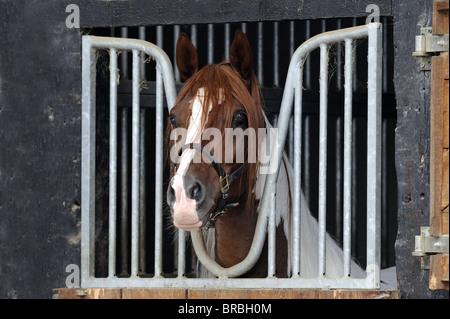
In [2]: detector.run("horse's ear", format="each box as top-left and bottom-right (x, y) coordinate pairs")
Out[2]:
(176, 32), (199, 81)
(230, 29), (253, 80)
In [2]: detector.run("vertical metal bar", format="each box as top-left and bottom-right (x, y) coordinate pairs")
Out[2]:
(273, 21), (279, 87)
(156, 26), (163, 48)
(335, 116), (342, 240)
(241, 22), (247, 34)
(174, 25), (180, 82)
(292, 68), (303, 277)
(343, 38), (353, 277)
(303, 116), (310, 204)
(366, 23), (382, 288)
(139, 108), (146, 275)
(154, 69), (164, 277)
(108, 48), (118, 278)
(258, 22), (263, 86)
(304, 20), (311, 89)
(336, 19), (343, 91)
(131, 49), (140, 277)
(120, 107), (129, 276)
(178, 230), (186, 277)
(208, 24), (214, 64)
(381, 119), (388, 268)
(352, 18), (358, 92)
(120, 27), (128, 79)
(268, 189), (276, 277)
(225, 23), (230, 60)
(318, 43), (329, 277)
(139, 26), (146, 80)
(81, 36), (96, 282)
(382, 17), (388, 94)
(191, 25), (197, 48)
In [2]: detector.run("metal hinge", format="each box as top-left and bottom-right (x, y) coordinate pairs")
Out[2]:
(413, 227), (449, 269)
(412, 27), (449, 70)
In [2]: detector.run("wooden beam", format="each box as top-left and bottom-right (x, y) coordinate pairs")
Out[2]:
(77, 0), (392, 28)
(56, 288), (400, 299)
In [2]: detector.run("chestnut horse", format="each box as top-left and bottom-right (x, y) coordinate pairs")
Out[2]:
(166, 30), (365, 278)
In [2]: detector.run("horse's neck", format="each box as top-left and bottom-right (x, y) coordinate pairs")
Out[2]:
(213, 201), (258, 268)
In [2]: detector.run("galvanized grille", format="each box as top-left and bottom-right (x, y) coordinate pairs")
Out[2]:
(81, 23), (383, 289)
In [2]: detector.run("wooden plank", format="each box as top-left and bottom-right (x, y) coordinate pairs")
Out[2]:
(430, 254), (449, 290)
(318, 290), (400, 299)
(122, 288), (187, 299)
(57, 288), (400, 299)
(57, 288), (122, 299)
(78, 0), (392, 28)
(433, 0), (449, 35)
(430, 53), (449, 237)
(187, 289), (319, 299)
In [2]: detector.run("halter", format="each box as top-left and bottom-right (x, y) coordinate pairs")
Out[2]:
(173, 143), (248, 229)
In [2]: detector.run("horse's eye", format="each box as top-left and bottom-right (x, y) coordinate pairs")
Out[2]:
(233, 111), (247, 127)
(169, 115), (177, 127)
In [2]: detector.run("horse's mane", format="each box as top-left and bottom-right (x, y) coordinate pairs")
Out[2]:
(173, 61), (265, 215)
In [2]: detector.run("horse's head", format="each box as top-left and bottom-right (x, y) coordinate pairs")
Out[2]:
(166, 30), (265, 231)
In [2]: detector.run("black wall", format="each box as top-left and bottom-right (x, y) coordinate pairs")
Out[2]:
(0, 0), (82, 298)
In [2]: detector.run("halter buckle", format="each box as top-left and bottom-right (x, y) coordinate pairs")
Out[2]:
(219, 174), (230, 199)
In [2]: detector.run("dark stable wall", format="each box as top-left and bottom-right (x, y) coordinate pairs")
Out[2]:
(0, 1), (82, 298)
(393, 0), (448, 299)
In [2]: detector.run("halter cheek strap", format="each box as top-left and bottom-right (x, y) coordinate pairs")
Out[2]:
(173, 143), (248, 229)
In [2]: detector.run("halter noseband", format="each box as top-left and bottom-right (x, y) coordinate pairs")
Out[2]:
(173, 143), (247, 229)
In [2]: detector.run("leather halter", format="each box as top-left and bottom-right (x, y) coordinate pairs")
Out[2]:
(173, 143), (247, 229)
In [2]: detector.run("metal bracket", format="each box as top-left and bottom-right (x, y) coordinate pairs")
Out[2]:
(412, 27), (449, 70)
(413, 227), (450, 269)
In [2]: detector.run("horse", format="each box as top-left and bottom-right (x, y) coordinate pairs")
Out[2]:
(165, 30), (365, 279)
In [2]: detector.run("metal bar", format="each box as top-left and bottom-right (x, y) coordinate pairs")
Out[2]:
(174, 25), (180, 82)
(343, 38), (353, 277)
(131, 49), (140, 277)
(225, 23), (230, 60)
(139, 108), (146, 275)
(292, 69), (303, 277)
(108, 47), (118, 278)
(208, 24), (214, 64)
(241, 22), (247, 34)
(258, 22), (263, 86)
(120, 27), (128, 79)
(178, 230), (186, 277)
(120, 107), (129, 276)
(268, 187), (276, 277)
(336, 19), (343, 91)
(335, 116), (342, 240)
(154, 69), (164, 277)
(273, 21), (279, 87)
(81, 36), (97, 283)
(191, 25), (197, 48)
(139, 26), (146, 80)
(156, 26), (163, 48)
(304, 20), (311, 90)
(366, 23), (382, 288)
(82, 276), (373, 290)
(318, 43), (329, 277)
